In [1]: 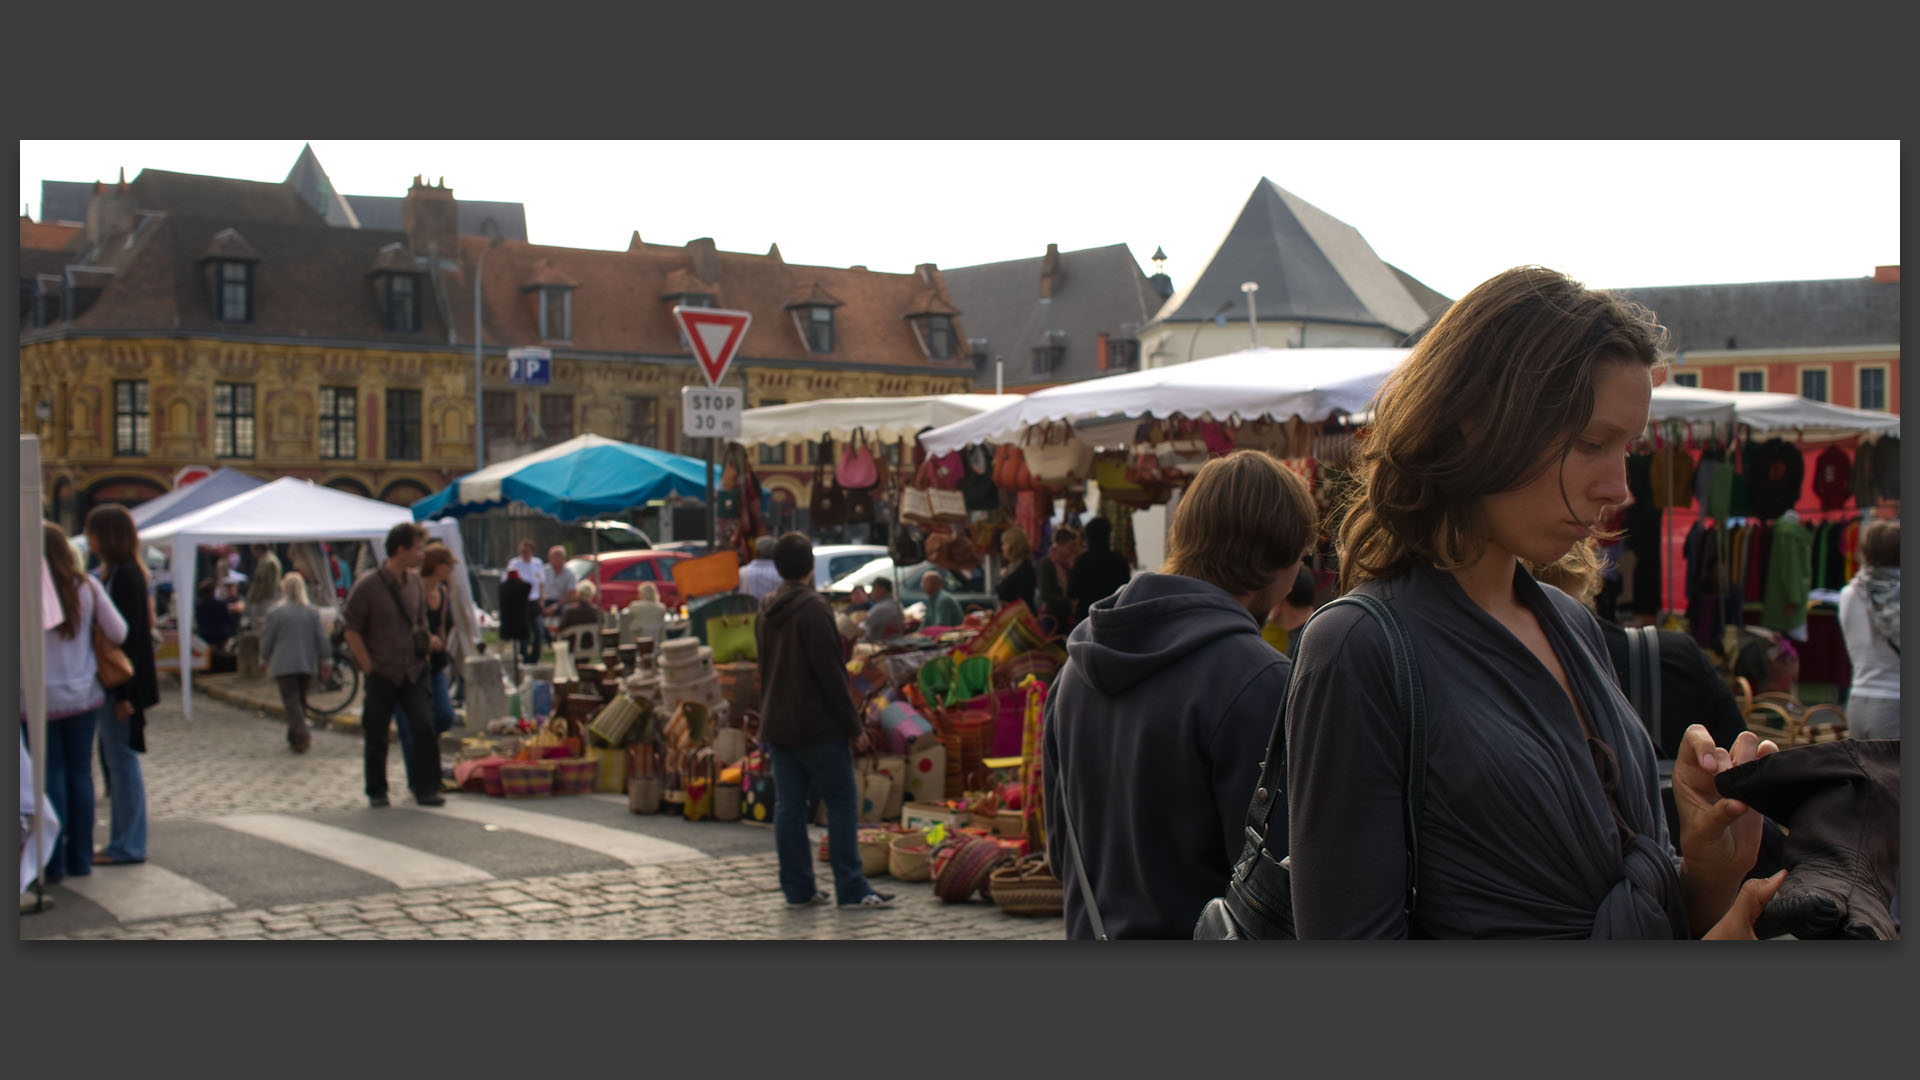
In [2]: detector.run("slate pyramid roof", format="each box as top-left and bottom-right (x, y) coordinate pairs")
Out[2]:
(285, 143), (362, 228)
(1151, 178), (1446, 337)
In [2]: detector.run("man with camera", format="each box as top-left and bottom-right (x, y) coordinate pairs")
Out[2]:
(342, 522), (445, 808)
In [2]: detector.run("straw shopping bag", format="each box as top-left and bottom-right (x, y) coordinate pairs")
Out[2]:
(989, 854), (1064, 917)
(888, 833), (934, 882)
(500, 760), (556, 798)
(858, 827), (895, 877)
(550, 756), (598, 796)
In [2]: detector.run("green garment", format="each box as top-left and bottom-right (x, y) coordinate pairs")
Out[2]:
(926, 588), (965, 628)
(1708, 457), (1734, 522)
(1760, 516), (1813, 631)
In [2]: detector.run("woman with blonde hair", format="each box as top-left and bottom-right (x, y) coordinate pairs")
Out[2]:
(1285, 266), (1783, 939)
(995, 526), (1037, 611)
(31, 520), (128, 881)
(623, 581), (669, 649)
(259, 571), (330, 752)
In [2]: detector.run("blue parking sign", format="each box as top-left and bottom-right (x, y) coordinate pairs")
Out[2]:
(508, 346), (552, 386)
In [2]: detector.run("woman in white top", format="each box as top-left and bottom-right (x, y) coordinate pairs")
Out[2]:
(1837, 519), (1899, 740)
(31, 521), (129, 883)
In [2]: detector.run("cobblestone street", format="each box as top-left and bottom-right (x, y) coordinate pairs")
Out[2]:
(22, 678), (1063, 941)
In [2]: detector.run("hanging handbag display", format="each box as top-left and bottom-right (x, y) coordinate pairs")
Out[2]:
(1191, 592), (1427, 940)
(809, 436), (849, 528)
(929, 487), (969, 524)
(900, 486), (937, 526)
(993, 443), (1033, 492)
(837, 428), (880, 490)
(1021, 421), (1095, 489)
(1153, 418), (1209, 481)
(961, 444), (1000, 511)
(846, 483), (876, 525)
(707, 613), (758, 664)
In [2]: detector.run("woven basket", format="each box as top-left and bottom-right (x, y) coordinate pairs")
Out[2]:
(989, 854), (1063, 917)
(933, 837), (1011, 903)
(551, 756), (597, 796)
(857, 829), (894, 877)
(480, 759), (507, 798)
(588, 695), (644, 748)
(590, 746), (628, 794)
(500, 760), (556, 798)
(889, 834), (933, 881)
(628, 775), (663, 814)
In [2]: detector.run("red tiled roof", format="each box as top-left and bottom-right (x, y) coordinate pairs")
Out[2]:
(460, 234), (971, 371)
(20, 218), (82, 251)
(783, 280), (845, 309)
(521, 258), (581, 290)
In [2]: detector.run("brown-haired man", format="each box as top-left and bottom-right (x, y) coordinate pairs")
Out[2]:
(342, 521), (445, 807)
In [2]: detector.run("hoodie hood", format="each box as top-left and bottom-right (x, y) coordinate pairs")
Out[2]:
(1066, 573), (1260, 695)
(761, 580), (819, 630)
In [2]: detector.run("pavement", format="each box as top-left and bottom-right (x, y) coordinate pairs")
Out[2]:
(19, 675), (1064, 941)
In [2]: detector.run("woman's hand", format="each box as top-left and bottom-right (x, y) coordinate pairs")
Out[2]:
(1673, 724), (1778, 931)
(1702, 870), (1788, 940)
(115, 700), (134, 721)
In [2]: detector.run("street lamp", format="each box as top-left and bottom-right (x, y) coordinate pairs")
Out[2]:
(1188, 300), (1234, 365)
(1241, 281), (1259, 347)
(473, 232), (505, 472)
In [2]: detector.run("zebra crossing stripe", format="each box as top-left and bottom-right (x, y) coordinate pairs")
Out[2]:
(411, 798), (707, 866)
(210, 813), (495, 889)
(59, 863), (237, 923)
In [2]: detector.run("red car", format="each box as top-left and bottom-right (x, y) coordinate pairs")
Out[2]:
(565, 551), (693, 611)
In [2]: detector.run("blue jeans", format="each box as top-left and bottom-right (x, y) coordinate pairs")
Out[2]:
(96, 704), (148, 861)
(769, 739), (876, 905)
(30, 704), (105, 881)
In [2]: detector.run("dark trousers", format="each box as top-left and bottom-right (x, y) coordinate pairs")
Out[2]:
(277, 674), (312, 744)
(361, 670), (438, 799)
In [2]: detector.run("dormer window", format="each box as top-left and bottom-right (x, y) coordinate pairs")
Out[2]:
(924, 315), (954, 360)
(805, 306), (835, 353)
(784, 282), (844, 356)
(539, 286), (571, 340)
(216, 260), (253, 323)
(385, 273), (421, 332)
(677, 293), (713, 309)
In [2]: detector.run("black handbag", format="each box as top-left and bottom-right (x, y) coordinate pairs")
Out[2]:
(961, 444), (999, 512)
(809, 437), (848, 528)
(1192, 591), (1427, 939)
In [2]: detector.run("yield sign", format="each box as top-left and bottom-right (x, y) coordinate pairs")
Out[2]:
(673, 305), (752, 386)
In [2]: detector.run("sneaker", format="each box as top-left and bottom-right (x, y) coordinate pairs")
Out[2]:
(414, 792), (446, 807)
(785, 891), (831, 908)
(839, 892), (895, 910)
(368, 795), (390, 808)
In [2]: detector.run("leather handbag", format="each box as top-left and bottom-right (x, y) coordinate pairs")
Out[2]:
(961, 445), (1000, 511)
(846, 483), (876, 525)
(707, 613), (758, 664)
(1022, 422), (1095, 489)
(993, 443), (1033, 492)
(92, 617), (134, 690)
(810, 437), (848, 528)
(837, 428), (879, 490)
(1191, 592), (1427, 940)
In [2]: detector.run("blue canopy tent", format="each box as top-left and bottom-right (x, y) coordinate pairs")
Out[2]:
(411, 434), (720, 618)
(130, 467), (266, 530)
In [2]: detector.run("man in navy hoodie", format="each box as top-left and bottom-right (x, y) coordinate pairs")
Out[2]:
(1044, 451), (1317, 938)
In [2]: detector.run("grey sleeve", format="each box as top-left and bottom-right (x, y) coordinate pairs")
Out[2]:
(1285, 604), (1411, 939)
(259, 611), (281, 661)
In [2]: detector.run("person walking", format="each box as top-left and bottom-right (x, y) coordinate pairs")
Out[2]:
(995, 527), (1037, 612)
(1068, 516), (1132, 620)
(31, 521), (128, 883)
(259, 572), (331, 753)
(921, 570), (964, 629)
(341, 522), (445, 808)
(1284, 266), (1783, 940)
(505, 539), (546, 665)
(756, 532), (893, 910)
(1837, 519), (1899, 740)
(1043, 452), (1317, 938)
(84, 505), (157, 866)
(739, 535), (783, 604)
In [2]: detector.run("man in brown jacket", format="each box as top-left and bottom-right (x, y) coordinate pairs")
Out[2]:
(342, 522), (445, 808)
(756, 532), (893, 910)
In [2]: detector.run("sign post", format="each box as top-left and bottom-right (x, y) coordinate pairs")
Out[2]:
(672, 306), (751, 552)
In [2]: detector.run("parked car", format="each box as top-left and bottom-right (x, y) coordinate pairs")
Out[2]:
(652, 540), (716, 558)
(562, 519), (653, 553)
(820, 556), (997, 615)
(809, 544), (890, 590)
(565, 550), (694, 611)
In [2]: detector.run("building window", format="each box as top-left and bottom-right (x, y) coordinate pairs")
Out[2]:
(1858, 367), (1887, 411)
(385, 274), (420, 332)
(628, 396), (660, 448)
(113, 381), (149, 456)
(216, 261), (253, 323)
(385, 388), (422, 461)
(318, 386), (357, 459)
(1032, 345), (1064, 376)
(1800, 368), (1828, 402)
(539, 287), (571, 340)
(482, 391), (516, 451)
(1668, 371), (1699, 388)
(213, 382), (255, 458)
(758, 398), (787, 464)
(1108, 338), (1140, 373)
(1736, 369), (1766, 393)
(924, 315), (954, 360)
(805, 306), (834, 353)
(540, 394), (574, 443)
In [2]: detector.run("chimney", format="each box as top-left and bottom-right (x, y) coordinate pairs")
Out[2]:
(1873, 265), (1899, 283)
(1039, 243), (1061, 299)
(85, 177), (137, 249)
(401, 175), (458, 258)
(687, 237), (721, 283)
(915, 262), (939, 284)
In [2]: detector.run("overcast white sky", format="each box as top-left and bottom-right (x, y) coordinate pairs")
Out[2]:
(19, 140), (1900, 299)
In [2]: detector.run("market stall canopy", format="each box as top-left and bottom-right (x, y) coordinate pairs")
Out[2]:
(733, 394), (1012, 447)
(129, 467), (266, 530)
(410, 433), (717, 524)
(918, 347), (1409, 455)
(145, 476), (473, 723)
(1647, 386), (1901, 439)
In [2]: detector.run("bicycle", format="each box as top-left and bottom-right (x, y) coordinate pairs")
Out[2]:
(307, 625), (362, 719)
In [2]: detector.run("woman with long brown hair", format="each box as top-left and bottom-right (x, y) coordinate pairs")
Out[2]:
(30, 520), (129, 883)
(84, 504), (158, 864)
(1284, 266), (1785, 939)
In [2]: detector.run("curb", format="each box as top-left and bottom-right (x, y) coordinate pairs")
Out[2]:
(188, 676), (469, 751)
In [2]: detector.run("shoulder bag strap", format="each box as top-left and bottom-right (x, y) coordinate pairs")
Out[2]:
(377, 568), (423, 632)
(1053, 765), (1109, 941)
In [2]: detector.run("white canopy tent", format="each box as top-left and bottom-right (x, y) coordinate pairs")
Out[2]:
(1646, 386), (1901, 440)
(732, 394), (1013, 447)
(918, 347), (1409, 455)
(144, 477), (476, 722)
